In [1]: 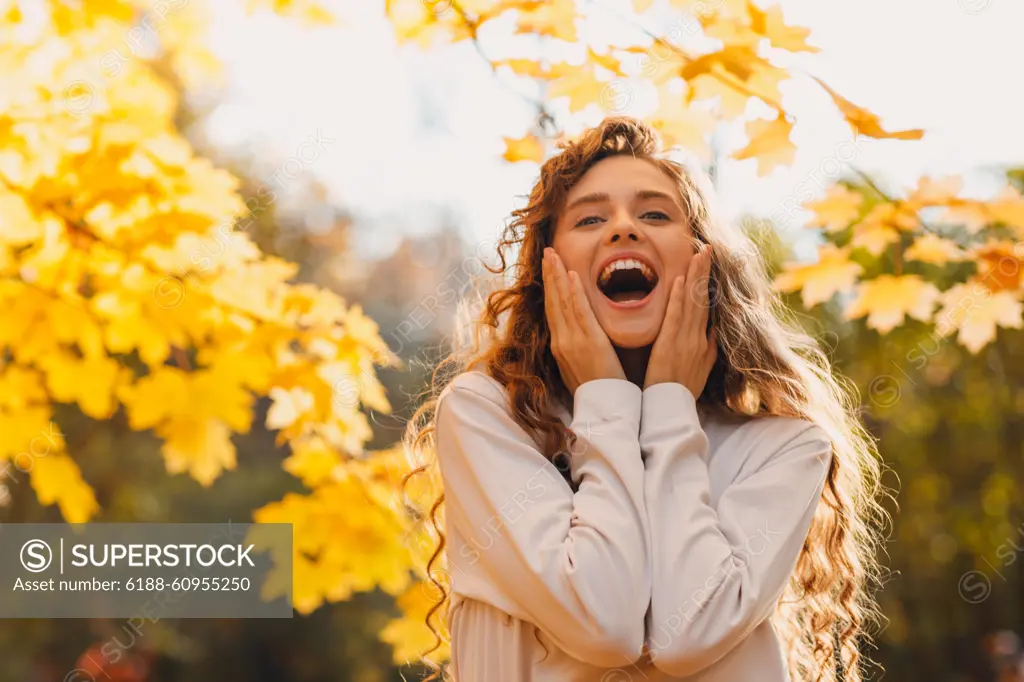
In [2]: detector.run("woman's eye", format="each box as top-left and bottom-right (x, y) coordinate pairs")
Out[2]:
(575, 215), (602, 227)
(642, 210), (670, 220)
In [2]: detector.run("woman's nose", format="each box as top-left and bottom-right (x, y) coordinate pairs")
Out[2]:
(605, 215), (642, 243)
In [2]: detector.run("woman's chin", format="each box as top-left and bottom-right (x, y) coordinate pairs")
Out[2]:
(593, 289), (664, 348)
(607, 328), (658, 348)
(599, 310), (660, 347)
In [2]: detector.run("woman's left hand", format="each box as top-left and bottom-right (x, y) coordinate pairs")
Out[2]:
(643, 243), (718, 397)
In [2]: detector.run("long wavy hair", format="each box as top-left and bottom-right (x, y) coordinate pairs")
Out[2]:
(401, 115), (888, 682)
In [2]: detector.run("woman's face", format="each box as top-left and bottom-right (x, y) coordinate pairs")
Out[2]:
(551, 155), (697, 349)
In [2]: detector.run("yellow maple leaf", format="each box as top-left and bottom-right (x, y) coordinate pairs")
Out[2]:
(200, 338), (276, 394)
(773, 243), (863, 308)
(209, 257), (300, 320)
(0, 365), (47, 411)
(647, 86), (715, 157)
(0, 190), (44, 246)
(732, 114), (795, 176)
(849, 202), (917, 255)
(158, 2), (225, 91)
(0, 405), (62, 461)
(119, 367), (189, 430)
(254, 476), (416, 614)
(43, 296), (105, 360)
(246, 0), (337, 24)
(159, 416), (236, 486)
(588, 47), (625, 76)
(844, 274), (942, 333)
(813, 77), (924, 141)
(989, 186), (1024, 234)
(861, 202), (919, 231)
(547, 62), (610, 114)
(354, 360), (392, 414)
(969, 239), (1024, 292)
(39, 351), (129, 420)
(805, 185), (863, 232)
(515, 0), (577, 41)
(905, 233), (968, 266)
(464, 0), (523, 18)
(267, 386), (316, 430)
(98, 299), (174, 368)
(682, 45), (762, 83)
(502, 134), (545, 163)
(712, 0), (749, 17)
(933, 282), (1023, 354)
(49, 0), (134, 35)
(188, 369), (256, 433)
(385, 0), (472, 48)
(686, 74), (750, 117)
(283, 436), (342, 488)
(493, 58), (547, 78)
(850, 223), (900, 257)
(686, 49), (786, 112)
(747, 1), (819, 52)
(905, 175), (963, 207)
(30, 454), (99, 523)
(701, 12), (760, 49)
(940, 200), (990, 233)
(677, 0), (746, 17)
(289, 553), (335, 614)
(628, 41), (688, 87)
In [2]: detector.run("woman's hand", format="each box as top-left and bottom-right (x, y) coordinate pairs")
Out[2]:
(644, 243), (718, 396)
(543, 247), (626, 395)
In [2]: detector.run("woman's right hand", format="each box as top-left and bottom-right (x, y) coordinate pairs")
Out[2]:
(542, 247), (626, 395)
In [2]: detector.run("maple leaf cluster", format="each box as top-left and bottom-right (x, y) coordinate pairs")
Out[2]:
(0, 0), (421, 626)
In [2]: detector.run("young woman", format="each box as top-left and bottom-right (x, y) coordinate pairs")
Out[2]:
(404, 116), (885, 682)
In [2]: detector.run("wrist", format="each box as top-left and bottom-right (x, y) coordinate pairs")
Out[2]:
(639, 381), (701, 449)
(572, 379), (642, 433)
(642, 374), (678, 391)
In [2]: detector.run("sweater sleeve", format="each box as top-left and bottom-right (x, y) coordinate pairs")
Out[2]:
(435, 372), (650, 667)
(640, 382), (832, 677)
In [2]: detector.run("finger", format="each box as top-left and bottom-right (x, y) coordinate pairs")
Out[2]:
(661, 276), (685, 336)
(681, 246), (704, 338)
(697, 245), (713, 335)
(566, 271), (585, 329)
(551, 253), (576, 332)
(542, 251), (567, 348)
(569, 271), (602, 336)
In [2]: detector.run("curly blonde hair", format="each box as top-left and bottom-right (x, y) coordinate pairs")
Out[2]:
(402, 115), (887, 682)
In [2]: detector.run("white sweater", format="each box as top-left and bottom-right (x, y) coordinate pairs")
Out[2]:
(435, 370), (833, 681)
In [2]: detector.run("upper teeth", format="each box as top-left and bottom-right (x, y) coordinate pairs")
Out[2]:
(599, 258), (656, 285)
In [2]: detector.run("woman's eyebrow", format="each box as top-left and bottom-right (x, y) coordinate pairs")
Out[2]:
(564, 189), (682, 213)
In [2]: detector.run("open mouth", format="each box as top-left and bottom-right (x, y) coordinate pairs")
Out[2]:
(597, 259), (659, 303)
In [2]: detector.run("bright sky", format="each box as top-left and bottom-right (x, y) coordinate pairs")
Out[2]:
(203, 0), (1024, 262)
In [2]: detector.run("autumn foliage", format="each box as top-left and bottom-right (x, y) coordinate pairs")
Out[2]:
(1, 0), (1022, 674)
